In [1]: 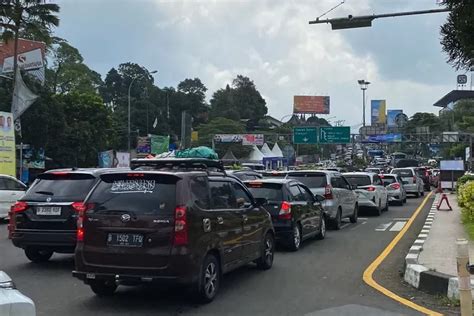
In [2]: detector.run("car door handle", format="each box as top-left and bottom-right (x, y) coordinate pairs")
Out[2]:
(242, 215), (248, 223)
(217, 216), (224, 224)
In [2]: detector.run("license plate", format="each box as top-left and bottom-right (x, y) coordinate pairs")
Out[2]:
(36, 206), (62, 216)
(107, 233), (144, 247)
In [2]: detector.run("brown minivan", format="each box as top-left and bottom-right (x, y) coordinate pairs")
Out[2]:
(73, 159), (275, 303)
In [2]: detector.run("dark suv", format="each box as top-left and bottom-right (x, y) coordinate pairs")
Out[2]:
(73, 159), (275, 303)
(244, 179), (325, 251)
(9, 168), (116, 263)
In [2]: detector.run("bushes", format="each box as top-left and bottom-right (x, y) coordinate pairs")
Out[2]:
(458, 180), (474, 222)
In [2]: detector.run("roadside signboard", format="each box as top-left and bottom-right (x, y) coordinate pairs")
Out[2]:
(0, 111), (15, 176)
(293, 127), (317, 144)
(371, 100), (386, 125)
(319, 126), (350, 144)
(293, 96), (330, 114)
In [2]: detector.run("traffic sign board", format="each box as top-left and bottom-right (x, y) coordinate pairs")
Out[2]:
(293, 127), (317, 144)
(319, 126), (351, 144)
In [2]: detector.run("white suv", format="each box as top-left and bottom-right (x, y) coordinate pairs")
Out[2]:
(343, 172), (389, 216)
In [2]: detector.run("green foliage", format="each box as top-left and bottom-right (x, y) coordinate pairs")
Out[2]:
(440, 0), (474, 71)
(456, 175), (474, 195)
(403, 112), (442, 133)
(457, 180), (474, 240)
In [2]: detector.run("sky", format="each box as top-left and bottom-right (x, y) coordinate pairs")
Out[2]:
(54, 0), (462, 129)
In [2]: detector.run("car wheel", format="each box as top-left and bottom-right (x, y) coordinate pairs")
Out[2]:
(383, 199), (389, 212)
(288, 224), (301, 251)
(397, 199), (404, 206)
(24, 248), (53, 263)
(403, 197), (407, 203)
(349, 205), (358, 223)
(256, 233), (274, 270)
(316, 216), (326, 239)
(332, 208), (342, 230)
(194, 254), (220, 303)
(90, 280), (117, 297)
(421, 189), (425, 196)
(414, 192), (420, 198)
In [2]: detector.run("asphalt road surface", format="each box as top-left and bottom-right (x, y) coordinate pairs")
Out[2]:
(0, 196), (442, 316)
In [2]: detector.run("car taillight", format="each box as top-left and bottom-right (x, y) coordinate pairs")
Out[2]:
(390, 183), (401, 190)
(278, 201), (292, 220)
(324, 185), (333, 199)
(11, 201), (28, 213)
(366, 186), (376, 191)
(74, 202), (94, 242)
(425, 171), (429, 177)
(174, 205), (188, 246)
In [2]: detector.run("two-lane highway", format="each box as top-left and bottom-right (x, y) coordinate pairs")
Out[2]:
(0, 196), (435, 316)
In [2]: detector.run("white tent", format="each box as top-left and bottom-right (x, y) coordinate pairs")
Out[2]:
(271, 143), (284, 158)
(260, 143), (273, 157)
(246, 145), (265, 162)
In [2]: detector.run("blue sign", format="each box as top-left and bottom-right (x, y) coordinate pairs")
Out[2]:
(387, 110), (403, 127)
(366, 134), (401, 143)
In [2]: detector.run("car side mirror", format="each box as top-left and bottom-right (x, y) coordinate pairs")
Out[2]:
(254, 198), (268, 207)
(314, 194), (325, 202)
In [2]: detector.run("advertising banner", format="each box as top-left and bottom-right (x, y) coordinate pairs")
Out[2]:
(136, 137), (151, 154)
(98, 150), (115, 168)
(214, 134), (243, 143)
(23, 147), (45, 169)
(3, 48), (43, 73)
(371, 100), (386, 125)
(116, 152), (130, 168)
(0, 112), (15, 176)
(293, 96), (330, 114)
(387, 109), (403, 127)
(150, 135), (170, 155)
(242, 134), (264, 146)
(366, 134), (401, 143)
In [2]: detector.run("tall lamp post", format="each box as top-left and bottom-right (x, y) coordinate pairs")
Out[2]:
(128, 70), (157, 152)
(358, 79), (370, 127)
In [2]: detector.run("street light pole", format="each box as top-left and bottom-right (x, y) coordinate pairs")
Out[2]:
(358, 79), (370, 127)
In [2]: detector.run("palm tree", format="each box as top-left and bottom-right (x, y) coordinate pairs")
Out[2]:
(0, 0), (60, 78)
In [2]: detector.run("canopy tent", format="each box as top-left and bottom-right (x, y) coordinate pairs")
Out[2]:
(221, 149), (238, 164)
(246, 145), (265, 162)
(260, 143), (273, 157)
(271, 143), (284, 158)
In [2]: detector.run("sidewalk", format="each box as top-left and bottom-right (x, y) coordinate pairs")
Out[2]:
(404, 193), (474, 299)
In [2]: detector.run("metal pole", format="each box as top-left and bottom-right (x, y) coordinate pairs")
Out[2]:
(127, 77), (136, 153)
(19, 142), (23, 181)
(181, 111), (186, 149)
(362, 88), (366, 127)
(470, 134), (473, 172)
(456, 238), (472, 316)
(146, 102), (149, 135)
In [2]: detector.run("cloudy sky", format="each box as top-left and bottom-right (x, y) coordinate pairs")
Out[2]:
(55, 0), (460, 129)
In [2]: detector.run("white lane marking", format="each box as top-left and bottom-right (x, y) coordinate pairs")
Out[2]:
(375, 222), (393, 231)
(340, 223), (350, 229)
(389, 221), (407, 232)
(391, 218), (410, 221)
(358, 217), (369, 220)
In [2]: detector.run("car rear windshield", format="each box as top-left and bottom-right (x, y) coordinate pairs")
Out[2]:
(245, 182), (283, 201)
(382, 176), (397, 185)
(415, 168), (427, 176)
(392, 169), (413, 177)
(344, 175), (371, 186)
(88, 173), (178, 215)
(24, 173), (96, 201)
(287, 173), (327, 188)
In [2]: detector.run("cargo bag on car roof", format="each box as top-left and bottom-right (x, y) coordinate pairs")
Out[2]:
(175, 146), (218, 159)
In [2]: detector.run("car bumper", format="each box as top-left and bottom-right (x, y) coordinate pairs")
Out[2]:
(10, 229), (76, 252)
(72, 270), (196, 286)
(387, 191), (403, 202)
(0, 289), (36, 316)
(403, 184), (418, 193)
(322, 200), (339, 220)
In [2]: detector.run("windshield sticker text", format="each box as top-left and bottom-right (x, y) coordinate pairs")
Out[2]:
(111, 180), (156, 194)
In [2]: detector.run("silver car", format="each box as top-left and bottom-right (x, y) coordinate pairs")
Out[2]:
(390, 168), (424, 197)
(381, 174), (407, 206)
(287, 170), (358, 229)
(343, 172), (389, 216)
(0, 271), (35, 316)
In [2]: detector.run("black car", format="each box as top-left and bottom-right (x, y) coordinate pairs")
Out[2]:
(8, 168), (120, 263)
(244, 179), (325, 251)
(73, 159), (275, 303)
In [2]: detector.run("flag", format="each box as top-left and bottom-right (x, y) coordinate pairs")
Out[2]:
(11, 68), (38, 120)
(152, 117), (158, 129)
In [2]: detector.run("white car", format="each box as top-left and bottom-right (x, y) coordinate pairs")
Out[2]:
(343, 172), (389, 216)
(0, 271), (35, 316)
(0, 175), (27, 220)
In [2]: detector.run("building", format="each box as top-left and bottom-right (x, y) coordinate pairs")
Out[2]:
(433, 90), (474, 114)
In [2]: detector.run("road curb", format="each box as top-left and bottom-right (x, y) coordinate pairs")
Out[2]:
(403, 193), (472, 299)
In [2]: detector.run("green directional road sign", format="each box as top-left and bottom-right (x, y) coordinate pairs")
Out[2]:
(293, 127), (317, 144)
(319, 126), (351, 144)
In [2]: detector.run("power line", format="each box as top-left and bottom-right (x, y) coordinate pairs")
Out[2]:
(316, 1), (346, 20)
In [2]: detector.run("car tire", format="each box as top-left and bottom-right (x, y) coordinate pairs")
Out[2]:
(403, 197), (407, 204)
(288, 224), (302, 251)
(316, 216), (326, 239)
(24, 248), (53, 263)
(90, 280), (117, 297)
(414, 192), (419, 198)
(256, 233), (274, 270)
(332, 208), (342, 230)
(383, 199), (389, 212)
(375, 200), (382, 216)
(349, 205), (358, 223)
(421, 189), (425, 197)
(194, 253), (220, 303)
(397, 200), (404, 206)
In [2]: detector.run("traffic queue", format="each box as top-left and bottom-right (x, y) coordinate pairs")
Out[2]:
(4, 157), (430, 303)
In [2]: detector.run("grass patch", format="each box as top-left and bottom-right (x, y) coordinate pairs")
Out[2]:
(436, 295), (460, 308)
(461, 210), (474, 240)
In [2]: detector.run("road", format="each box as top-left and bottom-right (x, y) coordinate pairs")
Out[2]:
(0, 196), (440, 316)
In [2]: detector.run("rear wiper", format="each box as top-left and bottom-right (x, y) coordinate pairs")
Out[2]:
(35, 191), (54, 196)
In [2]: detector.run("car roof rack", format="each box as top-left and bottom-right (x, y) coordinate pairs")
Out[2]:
(131, 158), (225, 174)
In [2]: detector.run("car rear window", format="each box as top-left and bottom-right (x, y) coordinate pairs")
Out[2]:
(24, 173), (96, 201)
(245, 182), (283, 201)
(87, 173), (178, 215)
(392, 169), (413, 177)
(382, 176), (397, 185)
(287, 173), (327, 188)
(344, 175), (371, 186)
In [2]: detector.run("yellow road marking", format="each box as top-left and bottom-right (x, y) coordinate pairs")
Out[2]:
(362, 192), (443, 316)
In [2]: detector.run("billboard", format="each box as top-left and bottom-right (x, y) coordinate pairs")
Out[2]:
(387, 110), (403, 127)
(150, 135), (170, 155)
(293, 96), (330, 114)
(371, 100), (386, 125)
(213, 134), (264, 145)
(0, 39), (46, 83)
(3, 48), (43, 73)
(365, 134), (401, 143)
(0, 112), (15, 176)
(242, 134), (264, 146)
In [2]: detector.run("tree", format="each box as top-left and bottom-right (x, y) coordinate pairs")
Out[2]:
(440, 0), (474, 70)
(403, 112), (442, 134)
(0, 0), (60, 76)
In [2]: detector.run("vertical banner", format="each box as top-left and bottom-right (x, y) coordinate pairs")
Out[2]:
(0, 112), (16, 177)
(150, 135), (170, 155)
(98, 150), (115, 168)
(387, 109), (403, 127)
(371, 100), (386, 125)
(116, 152), (130, 168)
